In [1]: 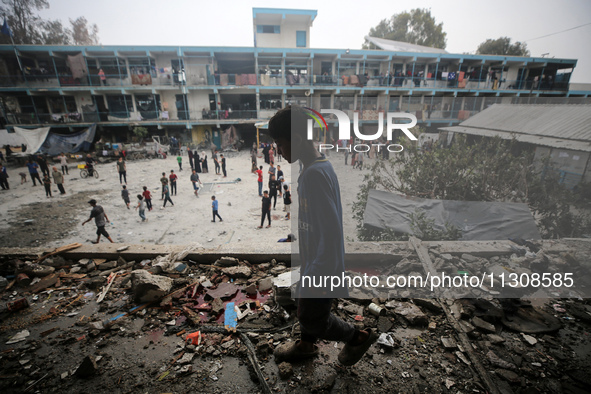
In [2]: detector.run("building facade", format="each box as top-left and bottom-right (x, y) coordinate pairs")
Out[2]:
(0, 8), (590, 148)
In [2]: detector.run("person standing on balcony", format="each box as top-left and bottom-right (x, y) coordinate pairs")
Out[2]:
(98, 68), (107, 86)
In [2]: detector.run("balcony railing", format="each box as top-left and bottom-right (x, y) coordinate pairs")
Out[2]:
(0, 72), (571, 92)
(6, 109), (260, 125)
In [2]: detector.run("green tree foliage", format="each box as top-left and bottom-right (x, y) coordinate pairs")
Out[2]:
(363, 8), (447, 49)
(132, 126), (148, 139)
(0, 0), (99, 45)
(476, 37), (530, 56)
(353, 133), (591, 240)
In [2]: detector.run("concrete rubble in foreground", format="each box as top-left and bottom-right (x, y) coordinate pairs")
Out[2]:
(0, 239), (590, 393)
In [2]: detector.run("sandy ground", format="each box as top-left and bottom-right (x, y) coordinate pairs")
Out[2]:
(0, 150), (372, 249)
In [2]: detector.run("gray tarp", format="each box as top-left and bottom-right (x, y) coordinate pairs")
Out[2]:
(39, 125), (96, 156)
(363, 189), (541, 240)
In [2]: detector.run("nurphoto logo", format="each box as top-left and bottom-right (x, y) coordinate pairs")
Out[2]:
(304, 107), (418, 153)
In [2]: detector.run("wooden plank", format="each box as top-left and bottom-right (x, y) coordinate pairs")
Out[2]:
(409, 237), (500, 394)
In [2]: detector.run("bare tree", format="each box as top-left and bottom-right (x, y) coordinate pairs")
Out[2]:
(0, 0), (49, 44)
(70, 16), (99, 46)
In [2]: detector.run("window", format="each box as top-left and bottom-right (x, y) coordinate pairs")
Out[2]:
(98, 57), (128, 78)
(257, 25), (280, 34)
(129, 57), (156, 77)
(135, 94), (161, 120)
(48, 96), (77, 113)
(296, 31), (306, 47)
(259, 94), (282, 110)
(106, 95), (133, 118)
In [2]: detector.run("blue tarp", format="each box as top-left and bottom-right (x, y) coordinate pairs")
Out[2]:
(39, 124), (96, 155)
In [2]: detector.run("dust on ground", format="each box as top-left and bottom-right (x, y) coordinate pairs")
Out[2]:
(0, 150), (369, 249)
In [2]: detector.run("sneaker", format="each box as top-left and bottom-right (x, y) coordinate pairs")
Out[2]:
(337, 329), (378, 366)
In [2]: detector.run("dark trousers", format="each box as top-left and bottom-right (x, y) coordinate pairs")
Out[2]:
(222, 165), (226, 177)
(30, 173), (42, 186)
(40, 166), (50, 177)
(271, 194), (277, 208)
(212, 210), (222, 222)
(44, 184), (52, 196)
(298, 298), (355, 344)
(163, 195), (173, 207)
(57, 184), (65, 194)
(145, 199), (152, 210)
(61, 165), (69, 175)
(215, 162), (220, 173)
(0, 179), (8, 190)
(119, 171), (126, 184)
(260, 210), (271, 226)
(171, 181), (177, 195)
(178, 162), (182, 171)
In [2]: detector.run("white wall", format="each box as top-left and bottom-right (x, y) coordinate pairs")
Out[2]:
(256, 20), (310, 48)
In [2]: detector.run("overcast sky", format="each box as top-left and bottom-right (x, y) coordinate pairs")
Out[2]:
(38, 0), (591, 83)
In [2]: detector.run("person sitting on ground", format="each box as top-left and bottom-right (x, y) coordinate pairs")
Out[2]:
(278, 233), (296, 242)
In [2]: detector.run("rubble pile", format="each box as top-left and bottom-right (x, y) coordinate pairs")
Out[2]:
(0, 242), (590, 393)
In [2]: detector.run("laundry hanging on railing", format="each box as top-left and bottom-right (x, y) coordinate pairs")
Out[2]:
(66, 53), (88, 80)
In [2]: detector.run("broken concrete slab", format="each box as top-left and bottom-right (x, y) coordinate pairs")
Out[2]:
(214, 257), (239, 267)
(221, 266), (252, 278)
(472, 317), (496, 333)
(441, 337), (457, 350)
(258, 277), (273, 292)
(488, 334), (506, 344)
(206, 282), (240, 300)
(385, 301), (428, 326)
(413, 298), (443, 313)
(130, 270), (174, 303)
(487, 350), (516, 370)
(99, 261), (117, 270)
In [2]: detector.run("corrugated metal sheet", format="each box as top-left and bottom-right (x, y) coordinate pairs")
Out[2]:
(457, 104), (591, 142)
(364, 36), (448, 54)
(439, 126), (591, 152)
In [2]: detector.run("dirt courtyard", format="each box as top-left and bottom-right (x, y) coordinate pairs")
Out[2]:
(0, 150), (368, 249)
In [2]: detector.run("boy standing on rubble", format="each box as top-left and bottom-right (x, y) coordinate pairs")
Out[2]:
(269, 105), (377, 366)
